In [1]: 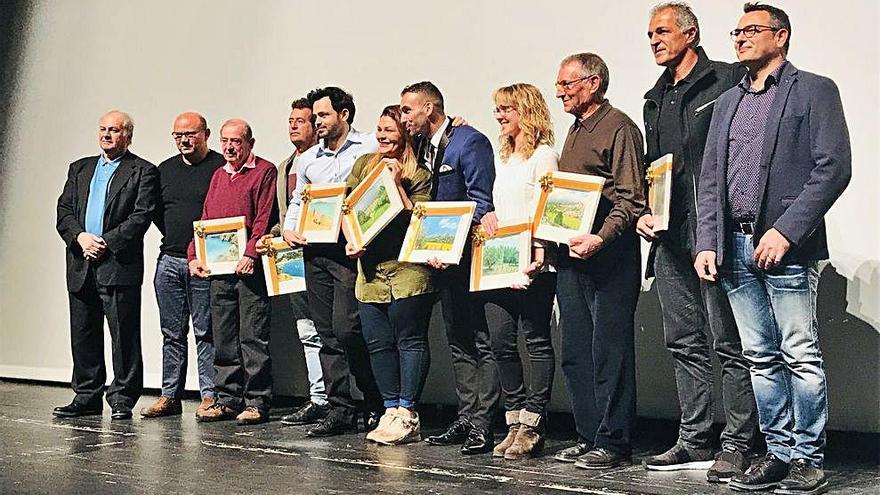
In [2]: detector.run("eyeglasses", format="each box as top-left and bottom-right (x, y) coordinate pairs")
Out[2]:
(554, 75), (594, 90)
(492, 105), (517, 116)
(730, 24), (780, 40)
(171, 131), (202, 141)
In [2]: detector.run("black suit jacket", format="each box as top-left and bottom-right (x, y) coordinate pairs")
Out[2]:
(56, 151), (160, 292)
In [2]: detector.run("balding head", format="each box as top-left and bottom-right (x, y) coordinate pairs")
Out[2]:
(172, 111), (211, 164)
(98, 110), (134, 159)
(219, 118), (255, 167)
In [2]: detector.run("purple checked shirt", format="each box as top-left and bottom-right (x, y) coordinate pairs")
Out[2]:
(726, 62), (788, 221)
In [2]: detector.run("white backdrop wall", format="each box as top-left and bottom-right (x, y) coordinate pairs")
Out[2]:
(1, 0), (878, 431)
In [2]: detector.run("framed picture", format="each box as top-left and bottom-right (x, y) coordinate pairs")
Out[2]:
(470, 218), (531, 292)
(398, 201), (476, 265)
(193, 216), (247, 276)
(646, 153), (673, 233)
(297, 182), (346, 243)
(341, 164), (404, 250)
(261, 237), (307, 296)
(532, 171), (605, 245)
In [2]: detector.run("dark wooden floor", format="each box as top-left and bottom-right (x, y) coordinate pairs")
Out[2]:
(0, 381), (876, 494)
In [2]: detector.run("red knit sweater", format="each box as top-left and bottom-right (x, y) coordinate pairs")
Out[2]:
(187, 156), (277, 261)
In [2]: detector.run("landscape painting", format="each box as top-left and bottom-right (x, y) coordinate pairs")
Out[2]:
(481, 235), (520, 276)
(261, 238), (307, 296)
(414, 215), (460, 251)
(274, 247), (305, 280)
(205, 232), (240, 264)
(304, 197), (339, 232)
(355, 183), (391, 233)
(540, 188), (588, 230)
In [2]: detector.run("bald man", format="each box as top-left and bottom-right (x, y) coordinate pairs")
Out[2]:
(56, 110), (160, 420)
(187, 119), (277, 425)
(140, 112), (225, 419)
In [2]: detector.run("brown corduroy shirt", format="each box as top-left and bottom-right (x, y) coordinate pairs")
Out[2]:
(557, 100), (646, 245)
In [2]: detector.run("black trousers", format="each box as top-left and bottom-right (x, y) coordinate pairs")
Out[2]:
(435, 252), (500, 429)
(556, 234), (640, 455)
(210, 271), (272, 412)
(481, 272), (556, 417)
(305, 246), (381, 415)
(68, 268), (143, 409)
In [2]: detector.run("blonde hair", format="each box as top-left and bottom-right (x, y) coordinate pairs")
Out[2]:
(366, 105), (420, 179)
(493, 83), (554, 161)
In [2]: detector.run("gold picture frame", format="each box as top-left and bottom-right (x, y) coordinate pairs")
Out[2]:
(397, 201), (476, 265)
(341, 164), (405, 251)
(297, 182), (346, 243)
(261, 237), (307, 296)
(532, 170), (605, 245)
(193, 216), (247, 276)
(470, 218), (531, 292)
(646, 153), (673, 233)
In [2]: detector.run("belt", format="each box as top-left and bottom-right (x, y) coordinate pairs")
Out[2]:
(731, 220), (755, 235)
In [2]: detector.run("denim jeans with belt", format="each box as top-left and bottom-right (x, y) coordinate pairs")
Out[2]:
(720, 232), (826, 467)
(153, 253), (215, 399)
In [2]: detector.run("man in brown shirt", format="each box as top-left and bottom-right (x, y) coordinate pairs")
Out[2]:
(550, 52), (646, 470)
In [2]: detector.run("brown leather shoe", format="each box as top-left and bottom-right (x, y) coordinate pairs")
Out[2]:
(236, 406), (268, 425)
(196, 397), (216, 417)
(140, 397), (182, 418)
(195, 402), (239, 422)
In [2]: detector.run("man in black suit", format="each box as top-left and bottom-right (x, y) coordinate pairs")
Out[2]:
(55, 110), (160, 420)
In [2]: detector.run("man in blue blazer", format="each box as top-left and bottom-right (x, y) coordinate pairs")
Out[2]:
(55, 110), (160, 420)
(400, 81), (499, 455)
(694, 4), (851, 494)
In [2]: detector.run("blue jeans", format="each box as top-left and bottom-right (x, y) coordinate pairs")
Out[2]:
(154, 254), (215, 399)
(288, 291), (327, 406)
(720, 233), (826, 466)
(359, 293), (434, 409)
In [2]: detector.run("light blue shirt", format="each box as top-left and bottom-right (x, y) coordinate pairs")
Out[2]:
(84, 155), (122, 236)
(283, 128), (378, 231)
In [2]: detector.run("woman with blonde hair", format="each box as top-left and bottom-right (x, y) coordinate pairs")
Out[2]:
(480, 83), (558, 459)
(344, 105), (434, 445)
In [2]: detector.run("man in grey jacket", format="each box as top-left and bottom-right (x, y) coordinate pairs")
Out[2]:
(695, 4), (851, 494)
(638, 2), (757, 483)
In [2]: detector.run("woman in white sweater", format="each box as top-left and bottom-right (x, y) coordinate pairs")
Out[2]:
(480, 83), (558, 459)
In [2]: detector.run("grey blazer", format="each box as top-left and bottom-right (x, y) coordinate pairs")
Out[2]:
(695, 62), (851, 265)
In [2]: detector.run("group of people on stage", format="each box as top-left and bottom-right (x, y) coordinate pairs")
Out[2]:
(53, 3), (850, 495)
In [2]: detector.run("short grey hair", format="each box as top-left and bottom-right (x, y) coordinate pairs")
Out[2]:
(650, 2), (701, 48)
(104, 110), (135, 137)
(560, 52), (609, 99)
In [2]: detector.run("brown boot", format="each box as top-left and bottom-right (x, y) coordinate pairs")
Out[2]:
(195, 402), (239, 422)
(195, 397), (216, 417)
(493, 411), (521, 457)
(140, 397), (182, 418)
(504, 410), (544, 460)
(236, 406), (268, 425)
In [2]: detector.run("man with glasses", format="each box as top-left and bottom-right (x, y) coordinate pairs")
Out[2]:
(140, 112), (225, 419)
(551, 53), (645, 470)
(638, 2), (758, 482)
(695, 3), (851, 494)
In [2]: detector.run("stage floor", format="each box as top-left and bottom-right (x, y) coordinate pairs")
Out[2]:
(1, 380), (876, 494)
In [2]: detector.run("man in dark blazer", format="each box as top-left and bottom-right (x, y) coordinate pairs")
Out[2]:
(399, 81), (499, 455)
(694, 4), (850, 494)
(55, 110), (160, 420)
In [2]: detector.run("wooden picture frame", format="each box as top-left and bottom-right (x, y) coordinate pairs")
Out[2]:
(646, 153), (673, 233)
(341, 165), (405, 250)
(261, 237), (307, 296)
(532, 171), (605, 245)
(397, 201), (476, 265)
(193, 216), (247, 276)
(470, 218), (531, 292)
(297, 182), (346, 243)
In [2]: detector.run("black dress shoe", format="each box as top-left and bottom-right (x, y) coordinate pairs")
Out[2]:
(774, 459), (827, 495)
(53, 401), (102, 418)
(281, 402), (330, 426)
(425, 417), (473, 446)
(729, 453), (789, 492)
(574, 447), (633, 469)
(554, 441), (592, 463)
(460, 426), (493, 455)
(306, 410), (357, 437)
(111, 408), (133, 420)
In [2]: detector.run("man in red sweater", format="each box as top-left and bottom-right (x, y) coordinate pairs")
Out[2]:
(188, 118), (277, 425)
